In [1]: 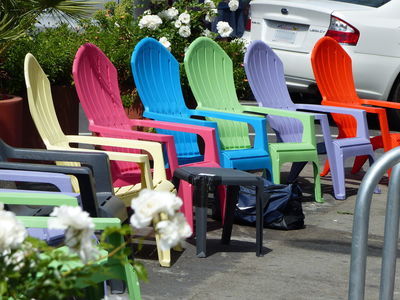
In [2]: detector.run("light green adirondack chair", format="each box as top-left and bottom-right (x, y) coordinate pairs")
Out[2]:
(184, 37), (323, 202)
(0, 192), (141, 299)
(24, 53), (174, 267)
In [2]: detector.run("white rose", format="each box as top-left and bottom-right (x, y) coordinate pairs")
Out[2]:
(0, 209), (27, 252)
(178, 25), (191, 38)
(165, 7), (179, 20)
(217, 21), (233, 37)
(228, 0), (239, 11)
(130, 189), (183, 229)
(155, 213), (192, 250)
(178, 11), (190, 24)
(174, 19), (182, 28)
(204, 0), (216, 9)
(49, 206), (98, 263)
(159, 37), (171, 51)
(138, 15), (163, 30)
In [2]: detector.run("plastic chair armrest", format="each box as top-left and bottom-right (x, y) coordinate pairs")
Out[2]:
(0, 140), (114, 197)
(0, 192), (79, 207)
(322, 100), (385, 114)
(190, 109), (268, 150)
(129, 119), (220, 164)
(144, 111), (219, 129)
(89, 124), (179, 175)
(17, 216), (121, 229)
(361, 99), (400, 109)
(296, 103), (369, 139)
(243, 105), (315, 145)
(66, 135), (165, 187)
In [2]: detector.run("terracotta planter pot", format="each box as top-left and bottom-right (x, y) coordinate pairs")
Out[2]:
(0, 94), (23, 147)
(20, 85), (79, 149)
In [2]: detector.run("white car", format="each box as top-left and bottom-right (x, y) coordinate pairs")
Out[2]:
(247, 0), (400, 104)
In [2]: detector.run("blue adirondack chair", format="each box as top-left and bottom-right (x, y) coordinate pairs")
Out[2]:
(131, 37), (272, 178)
(244, 40), (377, 199)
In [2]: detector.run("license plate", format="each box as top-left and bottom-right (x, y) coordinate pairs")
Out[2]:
(273, 29), (296, 44)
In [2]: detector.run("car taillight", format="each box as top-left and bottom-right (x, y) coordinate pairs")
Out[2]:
(245, 17), (251, 32)
(325, 16), (359, 46)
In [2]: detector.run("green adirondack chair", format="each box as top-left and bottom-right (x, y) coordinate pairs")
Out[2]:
(1, 192), (141, 299)
(184, 37), (323, 202)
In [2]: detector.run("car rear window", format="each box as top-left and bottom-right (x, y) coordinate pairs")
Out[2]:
(331, 0), (391, 7)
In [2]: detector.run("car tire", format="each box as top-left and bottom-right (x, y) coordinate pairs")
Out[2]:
(388, 74), (400, 131)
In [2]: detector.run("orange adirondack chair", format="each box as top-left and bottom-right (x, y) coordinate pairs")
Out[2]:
(311, 36), (400, 174)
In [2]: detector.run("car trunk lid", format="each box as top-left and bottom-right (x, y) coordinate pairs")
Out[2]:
(250, 0), (370, 53)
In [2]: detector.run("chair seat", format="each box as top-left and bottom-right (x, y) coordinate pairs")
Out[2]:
(221, 148), (270, 160)
(333, 137), (372, 148)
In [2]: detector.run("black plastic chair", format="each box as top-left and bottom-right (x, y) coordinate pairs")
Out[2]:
(0, 139), (126, 220)
(172, 166), (265, 257)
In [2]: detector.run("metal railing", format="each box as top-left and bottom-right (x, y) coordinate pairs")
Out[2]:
(349, 146), (400, 300)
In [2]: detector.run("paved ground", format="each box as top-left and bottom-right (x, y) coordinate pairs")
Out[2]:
(77, 105), (400, 299)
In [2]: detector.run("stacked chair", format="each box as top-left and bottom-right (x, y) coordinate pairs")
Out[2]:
(243, 40), (377, 200)
(72, 43), (222, 232)
(184, 37), (323, 202)
(311, 36), (400, 174)
(24, 53), (173, 267)
(0, 192), (141, 299)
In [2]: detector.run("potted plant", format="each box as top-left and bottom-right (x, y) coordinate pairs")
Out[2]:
(0, 0), (96, 147)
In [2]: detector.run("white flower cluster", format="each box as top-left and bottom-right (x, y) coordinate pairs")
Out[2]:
(130, 189), (192, 250)
(156, 213), (192, 250)
(217, 21), (233, 38)
(228, 0), (239, 11)
(0, 203), (27, 253)
(159, 37), (171, 51)
(139, 14), (163, 30)
(49, 206), (98, 263)
(204, 0), (217, 22)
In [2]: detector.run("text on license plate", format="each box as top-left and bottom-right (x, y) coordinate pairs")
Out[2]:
(273, 29), (296, 44)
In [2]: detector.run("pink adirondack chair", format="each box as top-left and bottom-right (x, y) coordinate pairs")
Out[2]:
(73, 43), (224, 230)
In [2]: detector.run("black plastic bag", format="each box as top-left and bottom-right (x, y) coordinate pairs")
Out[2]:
(234, 178), (305, 230)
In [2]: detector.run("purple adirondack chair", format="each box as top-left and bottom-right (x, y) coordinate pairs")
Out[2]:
(244, 40), (378, 200)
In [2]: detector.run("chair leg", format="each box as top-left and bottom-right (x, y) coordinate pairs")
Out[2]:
(194, 176), (209, 258)
(124, 264), (142, 300)
(216, 185), (227, 225)
(272, 158), (281, 184)
(368, 153), (382, 194)
(321, 160), (330, 177)
(221, 186), (239, 245)
(332, 153), (346, 200)
(312, 160), (324, 203)
(178, 181), (194, 232)
(153, 212), (171, 267)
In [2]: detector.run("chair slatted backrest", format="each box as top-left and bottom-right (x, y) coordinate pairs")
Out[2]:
(184, 37), (251, 150)
(131, 38), (201, 163)
(244, 40), (303, 143)
(73, 43), (141, 182)
(311, 37), (358, 137)
(24, 54), (69, 148)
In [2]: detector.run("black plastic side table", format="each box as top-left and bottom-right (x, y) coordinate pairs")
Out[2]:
(172, 167), (265, 257)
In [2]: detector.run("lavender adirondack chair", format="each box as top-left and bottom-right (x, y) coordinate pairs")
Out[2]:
(244, 40), (378, 200)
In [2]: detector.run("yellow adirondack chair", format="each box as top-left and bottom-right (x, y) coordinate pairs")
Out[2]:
(24, 53), (174, 267)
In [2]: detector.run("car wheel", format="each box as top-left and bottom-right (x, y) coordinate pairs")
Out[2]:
(388, 75), (400, 131)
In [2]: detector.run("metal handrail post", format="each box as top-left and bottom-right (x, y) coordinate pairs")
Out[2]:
(349, 146), (400, 300)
